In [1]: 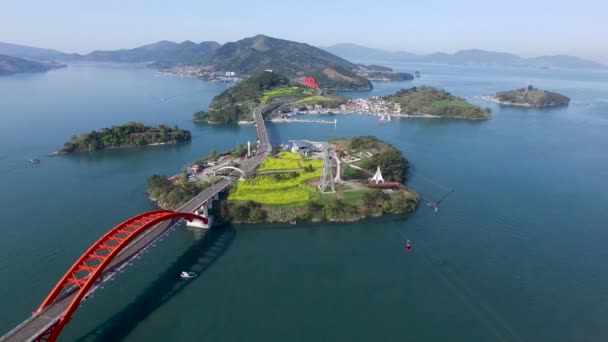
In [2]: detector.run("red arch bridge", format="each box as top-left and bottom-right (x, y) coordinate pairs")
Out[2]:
(1, 103), (271, 342)
(0, 210), (207, 342)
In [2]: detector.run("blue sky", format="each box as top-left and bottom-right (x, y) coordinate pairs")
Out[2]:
(1, 0), (606, 61)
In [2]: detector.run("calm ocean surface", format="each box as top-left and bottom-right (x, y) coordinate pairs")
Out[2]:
(1, 63), (607, 341)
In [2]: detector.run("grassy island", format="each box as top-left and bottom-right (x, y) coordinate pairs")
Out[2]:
(222, 137), (418, 223)
(56, 122), (191, 154)
(484, 86), (570, 107)
(384, 86), (491, 119)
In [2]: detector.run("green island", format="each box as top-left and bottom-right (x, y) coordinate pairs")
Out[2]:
(54, 121), (191, 154)
(356, 64), (414, 81)
(147, 136), (418, 223)
(483, 85), (570, 107)
(383, 86), (492, 119)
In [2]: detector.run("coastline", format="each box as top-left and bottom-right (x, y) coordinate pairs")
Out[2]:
(479, 95), (568, 108)
(479, 95), (535, 107)
(50, 141), (182, 156)
(293, 110), (489, 120)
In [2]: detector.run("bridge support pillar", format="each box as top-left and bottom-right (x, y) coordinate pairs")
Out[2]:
(187, 202), (213, 229)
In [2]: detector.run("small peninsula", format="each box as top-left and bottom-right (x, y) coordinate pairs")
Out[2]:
(0, 54), (66, 76)
(356, 64), (415, 81)
(383, 86), (491, 119)
(55, 122), (191, 154)
(482, 86), (570, 107)
(147, 136), (418, 223)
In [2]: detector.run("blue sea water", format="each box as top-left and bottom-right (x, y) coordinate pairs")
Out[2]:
(1, 63), (607, 341)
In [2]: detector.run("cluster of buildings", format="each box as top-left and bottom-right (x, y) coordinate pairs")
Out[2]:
(290, 97), (402, 116)
(339, 97), (401, 115)
(161, 66), (240, 82)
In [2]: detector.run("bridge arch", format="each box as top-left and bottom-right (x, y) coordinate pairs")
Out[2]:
(212, 166), (247, 178)
(33, 210), (205, 342)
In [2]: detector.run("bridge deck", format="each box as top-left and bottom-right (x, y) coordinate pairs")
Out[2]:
(1, 106), (269, 342)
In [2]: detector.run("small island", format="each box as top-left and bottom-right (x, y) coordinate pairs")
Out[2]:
(146, 136), (418, 223)
(356, 64), (415, 81)
(54, 122), (191, 154)
(383, 86), (491, 119)
(482, 85), (570, 107)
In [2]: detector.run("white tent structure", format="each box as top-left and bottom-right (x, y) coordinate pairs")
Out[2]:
(371, 166), (385, 184)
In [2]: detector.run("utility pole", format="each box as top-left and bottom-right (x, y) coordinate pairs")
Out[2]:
(318, 142), (335, 193)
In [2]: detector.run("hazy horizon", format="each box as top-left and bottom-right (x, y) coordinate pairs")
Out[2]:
(1, 0), (607, 62)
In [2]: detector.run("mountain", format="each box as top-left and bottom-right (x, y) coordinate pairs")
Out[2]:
(522, 55), (606, 69)
(0, 40), (220, 67)
(197, 35), (372, 90)
(0, 42), (74, 61)
(82, 40), (220, 66)
(0, 54), (66, 75)
(323, 44), (607, 70)
(426, 49), (521, 65)
(323, 43), (418, 63)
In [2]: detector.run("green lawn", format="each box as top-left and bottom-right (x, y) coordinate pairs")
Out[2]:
(230, 152), (322, 205)
(260, 87), (315, 104)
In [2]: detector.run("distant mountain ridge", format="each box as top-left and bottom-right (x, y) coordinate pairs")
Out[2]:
(323, 43), (607, 70)
(0, 36), (371, 89)
(0, 40), (220, 67)
(0, 42), (76, 61)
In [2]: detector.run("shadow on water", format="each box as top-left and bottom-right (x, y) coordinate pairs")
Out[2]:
(74, 225), (236, 342)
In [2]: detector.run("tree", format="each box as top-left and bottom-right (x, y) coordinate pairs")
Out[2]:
(180, 170), (189, 185)
(327, 199), (358, 220)
(234, 144), (247, 157)
(342, 165), (365, 180)
(392, 191), (418, 213)
(361, 146), (408, 182)
(210, 148), (217, 160)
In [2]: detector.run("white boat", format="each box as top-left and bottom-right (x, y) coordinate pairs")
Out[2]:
(180, 271), (197, 279)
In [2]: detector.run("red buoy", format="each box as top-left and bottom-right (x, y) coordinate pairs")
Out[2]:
(405, 239), (412, 251)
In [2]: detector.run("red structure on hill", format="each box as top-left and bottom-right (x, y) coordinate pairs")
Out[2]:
(301, 77), (320, 89)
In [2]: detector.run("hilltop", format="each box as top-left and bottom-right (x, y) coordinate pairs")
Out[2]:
(384, 87), (491, 119)
(483, 86), (570, 107)
(0, 54), (65, 76)
(196, 35), (372, 90)
(201, 71), (292, 123)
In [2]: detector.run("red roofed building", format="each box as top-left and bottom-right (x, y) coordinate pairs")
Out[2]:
(301, 77), (320, 89)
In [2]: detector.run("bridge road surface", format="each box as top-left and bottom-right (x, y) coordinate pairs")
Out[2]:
(0, 107), (270, 342)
